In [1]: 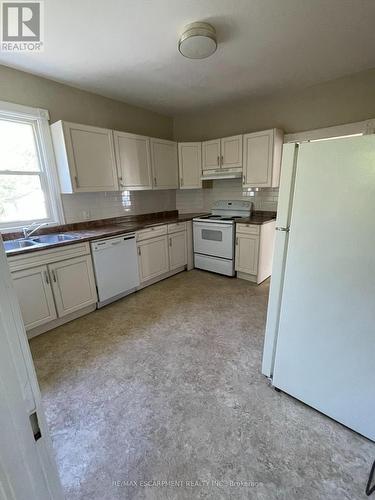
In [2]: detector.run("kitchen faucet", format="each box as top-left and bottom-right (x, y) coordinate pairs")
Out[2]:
(23, 222), (48, 239)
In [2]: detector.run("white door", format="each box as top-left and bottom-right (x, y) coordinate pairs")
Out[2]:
(12, 265), (57, 331)
(169, 231), (187, 270)
(64, 122), (118, 192)
(114, 131), (152, 190)
(150, 138), (178, 189)
(221, 135), (242, 169)
(243, 129), (274, 187)
(178, 142), (202, 189)
(0, 238), (64, 500)
(49, 255), (97, 317)
(272, 136), (375, 440)
(202, 139), (221, 171)
(235, 234), (259, 274)
(137, 235), (169, 282)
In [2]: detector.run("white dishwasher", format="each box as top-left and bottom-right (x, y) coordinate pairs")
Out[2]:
(91, 233), (140, 308)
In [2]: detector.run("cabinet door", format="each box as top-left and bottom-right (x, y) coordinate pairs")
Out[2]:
(64, 122), (118, 192)
(221, 135), (242, 168)
(178, 142), (202, 189)
(114, 131), (152, 190)
(150, 138), (178, 189)
(137, 235), (169, 282)
(235, 234), (259, 275)
(168, 231), (187, 270)
(49, 256), (97, 317)
(12, 265), (57, 330)
(202, 139), (221, 171)
(243, 129), (284, 188)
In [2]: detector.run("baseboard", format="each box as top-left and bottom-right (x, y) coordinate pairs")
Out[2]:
(27, 304), (96, 339)
(137, 266), (186, 290)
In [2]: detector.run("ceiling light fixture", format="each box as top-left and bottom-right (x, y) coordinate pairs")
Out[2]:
(178, 22), (217, 59)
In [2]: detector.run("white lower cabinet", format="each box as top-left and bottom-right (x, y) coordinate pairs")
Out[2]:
(49, 255), (97, 317)
(12, 265), (57, 330)
(235, 234), (259, 275)
(235, 221), (275, 284)
(136, 224), (188, 285)
(168, 231), (187, 270)
(9, 242), (97, 336)
(137, 235), (169, 282)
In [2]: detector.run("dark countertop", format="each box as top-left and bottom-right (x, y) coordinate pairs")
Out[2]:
(3, 212), (208, 257)
(236, 211), (277, 225)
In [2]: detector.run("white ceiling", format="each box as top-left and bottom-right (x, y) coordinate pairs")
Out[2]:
(1, 0), (375, 116)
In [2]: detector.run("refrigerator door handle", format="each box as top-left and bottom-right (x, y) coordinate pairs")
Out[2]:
(276, 227), (290, 232)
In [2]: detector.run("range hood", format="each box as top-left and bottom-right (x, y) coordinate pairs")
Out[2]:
(201, 169), (242, 181)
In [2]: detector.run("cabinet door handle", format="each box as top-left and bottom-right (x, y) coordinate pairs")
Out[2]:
(242, 175), (245, 183)
(217, 155), (220, 166)
(236, 237), (238, 246)
(51, 269), (57, 283)
(154, 177), (157, 186)
(221, 155), (224, 165)
(180, 177), (183, 186)
(138, 247), (141, 256)
(169, 237), (172, 247)
(74, 175), (79, 188)
(44, 270), (50, 285)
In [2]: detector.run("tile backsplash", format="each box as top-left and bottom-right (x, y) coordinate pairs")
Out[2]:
(61, 180), (278, 223)
(62, 189), (176, 223)
(176, 178), (279, 213)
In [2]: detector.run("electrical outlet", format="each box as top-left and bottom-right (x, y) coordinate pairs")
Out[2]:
(81, 210), (91, 220)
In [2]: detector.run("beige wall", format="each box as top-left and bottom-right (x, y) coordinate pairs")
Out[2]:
(0, 65), (173, 139)
(173, 68), (375, 141)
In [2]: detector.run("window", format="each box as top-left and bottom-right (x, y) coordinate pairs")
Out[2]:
(0, 101), (63, 232)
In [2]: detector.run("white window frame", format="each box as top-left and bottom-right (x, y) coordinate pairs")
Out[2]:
(0, 100), (64, 233)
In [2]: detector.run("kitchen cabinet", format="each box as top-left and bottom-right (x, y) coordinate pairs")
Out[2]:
(168, 230), (187, 270)
(202, 135), (243, 179)
(8, 242), (97, 337)
(113, 131), (153, 190)
(235, 233), (259, 275)
(243, 129), (284, 188)
(12, 265), (57, 330)
(235, 221), (276, 284)
(137, 235), (169, 282)
(51, 121), (119, 193)
(221, 135), (243, 168)
(150, 138), (178, 189)
(49, 255), (97, 317)
(178, 142), (202, 189)
(202, 139), (221, 171)
(202, 135), (242, 172)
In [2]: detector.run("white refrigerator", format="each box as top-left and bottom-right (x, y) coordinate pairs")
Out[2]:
(262, 135), (375, 441)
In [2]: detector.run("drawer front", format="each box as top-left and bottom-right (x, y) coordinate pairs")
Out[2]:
(136, 225), (167, 241)
(236, 223), (260, 235)
(7, 242), (91, 272)
(168, 222), (186, 234)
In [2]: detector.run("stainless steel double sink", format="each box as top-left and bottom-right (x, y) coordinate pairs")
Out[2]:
(3, 233), (78, 253)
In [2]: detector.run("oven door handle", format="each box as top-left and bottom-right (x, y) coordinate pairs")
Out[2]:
(193, 222), (233, 230)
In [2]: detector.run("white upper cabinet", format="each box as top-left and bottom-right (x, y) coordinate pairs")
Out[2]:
(114, 131), (152, 190)
(150, 138), (179, 189)
(202, 135), (243, 172)
(221, 135), (243, 169)
(51, 121), (119, 193)
(243, 129), (284, 188)
(178, 142), (202, 189)
(202, 139), (221, 170)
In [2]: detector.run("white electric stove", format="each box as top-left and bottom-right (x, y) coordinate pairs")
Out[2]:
(193, 200), (253, 276)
